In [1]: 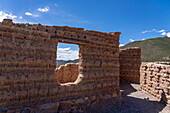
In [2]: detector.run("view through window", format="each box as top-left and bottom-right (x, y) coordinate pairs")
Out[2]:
(55, 43), (79, 83)
(56, 43), (79, 67)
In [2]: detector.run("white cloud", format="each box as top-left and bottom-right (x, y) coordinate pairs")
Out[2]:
(58, 47), (71, 51)
(157, 29), (170, 36)
(161, 32), (166, 35)
(152, 29), (156, 31)
(142, 29), (156, 34)
(167, 32), (170, 37)
(142, 29), (166, 34)
(119, 44), (124, 47)
(25, 12), (39, 17)
(142, 30), (149, 34)
(38, 6), (49, 12)
(141, 29), (170, 36)
(142, 39), (145, 40)
(19, 16), (22, 19)
(129, 38), (135, 42)
(25, 12), (32, 16)
(0, 11), (17, 22)
(54, 4), (58, 7)
(0, 10), (30, 23)
(57, 47), (79, 60)
(158, 29), (165, 33)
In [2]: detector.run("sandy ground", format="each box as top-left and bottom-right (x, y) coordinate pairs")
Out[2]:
(85, 82), (170, 113)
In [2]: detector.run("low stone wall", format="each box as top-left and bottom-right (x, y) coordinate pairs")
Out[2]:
(55, 63), (79, 83)
(140, 62), (170, 105)
(119, 47), (141, 83)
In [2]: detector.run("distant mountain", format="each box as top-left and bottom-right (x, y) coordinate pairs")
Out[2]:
(120, 36), (170, 62)
(56, 59), (79, 67)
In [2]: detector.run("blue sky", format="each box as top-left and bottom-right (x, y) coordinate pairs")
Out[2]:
(0, 0), (170, 60)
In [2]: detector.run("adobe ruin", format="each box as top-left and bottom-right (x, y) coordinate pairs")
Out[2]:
(140, 62), (170, 104)
(0, 19), (121, 112)
(0, 19), (169, 112)
(119, 47), (141, 83)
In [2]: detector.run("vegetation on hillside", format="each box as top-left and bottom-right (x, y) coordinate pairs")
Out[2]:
(120, 37), (170, 62)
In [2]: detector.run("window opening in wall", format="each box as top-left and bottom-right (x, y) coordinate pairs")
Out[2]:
(55, 42), (79, 84)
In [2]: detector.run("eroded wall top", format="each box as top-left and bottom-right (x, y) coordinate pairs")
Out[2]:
(1, 19), (121, 46)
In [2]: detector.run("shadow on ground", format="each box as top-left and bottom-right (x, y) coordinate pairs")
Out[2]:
(85, 81), (168, 113)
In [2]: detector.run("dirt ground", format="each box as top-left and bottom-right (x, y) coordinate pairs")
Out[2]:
(85, 82), (170, 113)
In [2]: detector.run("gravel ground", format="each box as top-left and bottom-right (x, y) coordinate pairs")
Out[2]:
(85, 82), (170, 113)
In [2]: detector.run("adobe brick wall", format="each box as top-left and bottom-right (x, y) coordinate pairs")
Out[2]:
(140, 62), (170, 105)
(119, 47), (141, 83)
(0, 19), (121, 112)
(55, 63), (79, 83)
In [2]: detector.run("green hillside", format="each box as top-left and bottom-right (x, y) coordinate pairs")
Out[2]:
(120, 37), (170, 62)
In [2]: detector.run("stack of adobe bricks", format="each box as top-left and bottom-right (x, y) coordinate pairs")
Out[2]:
(55, 63), (79, 83)
(119, 47), (141, 83)
(0, 20), (58, 109)
(0, 19), (121, 112)
(140, 62), (170, 105)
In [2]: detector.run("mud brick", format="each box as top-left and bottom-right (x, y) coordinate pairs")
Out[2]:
(0, 19), (121, 111)
(119, 47), (141, 83)
(140, 62), (170, 105)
